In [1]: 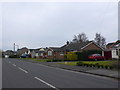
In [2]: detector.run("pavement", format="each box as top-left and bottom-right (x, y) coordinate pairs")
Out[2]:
(19, 59), (119, 80)
(2, 58), (119, 88)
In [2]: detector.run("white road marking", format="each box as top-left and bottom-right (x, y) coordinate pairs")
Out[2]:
(18, 67), (28, 73)
(34, 77), (59, 90)
(12, 64), (16, 67)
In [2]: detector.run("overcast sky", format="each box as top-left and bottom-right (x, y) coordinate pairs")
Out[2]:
(1, 2), (118, 51)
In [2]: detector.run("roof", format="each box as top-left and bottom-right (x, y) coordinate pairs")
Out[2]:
(107, 40), (120, 49)
(29, 49), (46, 53)
(49, 47), (61, 52)
(60, 41), (90, 51)
(60, 41), (104, 51)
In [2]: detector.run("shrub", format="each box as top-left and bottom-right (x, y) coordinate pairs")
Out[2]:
(76, 61), (84, 66)
(46, 60), (52, 62)
(66, 52), (77, 60)
(105, 65), (108, 69)
(100, 65), (104, 68)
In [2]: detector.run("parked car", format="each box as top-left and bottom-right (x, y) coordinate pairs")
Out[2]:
(88, 54), (105, 61)
(20, 54), (30, 58)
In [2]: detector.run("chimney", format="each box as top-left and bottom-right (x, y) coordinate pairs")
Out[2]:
(66, 41), (69, 45)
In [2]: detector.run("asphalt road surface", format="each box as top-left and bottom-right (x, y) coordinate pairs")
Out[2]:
(2, 58), (118, 89)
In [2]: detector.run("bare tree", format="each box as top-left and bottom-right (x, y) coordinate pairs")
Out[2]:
(72, 33), (88, 43)
(72, 35), (78, 43)
(94, 33), (106, 48)
(78, 33), (88, 43)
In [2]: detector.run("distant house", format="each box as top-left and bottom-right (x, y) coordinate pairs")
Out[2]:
(17, 47), (28, 56)
(28, 48), (47, 58)
(4, 50), (15, 58)
(46, 47), (64, 60)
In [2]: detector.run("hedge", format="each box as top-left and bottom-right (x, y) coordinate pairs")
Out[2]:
(66, 52), (78, 60)
(76, 61), (114, 70)
(76, 50), (102, 61)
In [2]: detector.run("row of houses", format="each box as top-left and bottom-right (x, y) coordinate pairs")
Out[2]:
(3, 40), (120, 60)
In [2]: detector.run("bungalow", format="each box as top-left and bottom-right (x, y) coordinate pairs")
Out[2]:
(61, 41), (104, 52)
(46, 41), (104, 60)
(17, 47), (28, 56)
(4, 50), (15, 58)
(46, 47), (64, 60)
(28, 48), (47, 58)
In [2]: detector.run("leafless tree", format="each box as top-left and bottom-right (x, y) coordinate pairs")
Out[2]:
(72, 33), (88, 43)
(94, 33), (106, 48)
(72, 35), (78, 43)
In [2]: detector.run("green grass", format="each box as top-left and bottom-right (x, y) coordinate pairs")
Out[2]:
(34, 59), (51, 62)
(58, 62), (78, 66)
(58, 61), (117, 66)
(21, 58), (51, 62)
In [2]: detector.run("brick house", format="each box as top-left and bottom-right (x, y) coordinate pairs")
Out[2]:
(46, 41), (104, 60)
(46, 47), (64, 60)
(61, 41), (104, 52)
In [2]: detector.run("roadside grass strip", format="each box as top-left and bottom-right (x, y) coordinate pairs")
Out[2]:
(58, 61), (117, 66)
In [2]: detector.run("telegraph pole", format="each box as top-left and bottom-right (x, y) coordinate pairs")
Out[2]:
(13, 43), (15, 52)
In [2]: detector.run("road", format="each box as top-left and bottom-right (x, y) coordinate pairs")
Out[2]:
(2, 58), (118, 89)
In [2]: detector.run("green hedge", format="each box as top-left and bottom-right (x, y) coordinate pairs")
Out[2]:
(76, 50), (102, 61)
(76, 61), (113, 69)
(66, 52), (78, 60)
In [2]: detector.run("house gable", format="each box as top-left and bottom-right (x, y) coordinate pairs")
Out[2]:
(81, 42), (103, 51)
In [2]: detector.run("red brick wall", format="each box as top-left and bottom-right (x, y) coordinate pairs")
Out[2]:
(54, 52), (64, 60)
(83, 43), (102, 51)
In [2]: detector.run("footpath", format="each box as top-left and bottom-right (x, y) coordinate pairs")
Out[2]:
(20, 59), (119, 80)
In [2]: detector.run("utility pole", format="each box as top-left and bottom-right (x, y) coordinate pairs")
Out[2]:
(13, 43), (15, 52)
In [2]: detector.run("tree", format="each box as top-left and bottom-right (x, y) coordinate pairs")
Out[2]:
(72, 35), (78, 43)
(72, 33), (88, 43)
(78, 33), (88, 43)
(94, 33), (106, 48)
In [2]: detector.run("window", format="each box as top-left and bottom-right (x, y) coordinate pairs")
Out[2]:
(60, 52), (64, 56)
(48, 51), (52, 56)
(40, 53), (43, 56)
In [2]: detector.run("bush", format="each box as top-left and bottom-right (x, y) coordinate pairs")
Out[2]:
(46, 60), (52, 62)
(105, 65), (108, 69)
(66, 52), (78, 60)
(76, 61), (84, 66)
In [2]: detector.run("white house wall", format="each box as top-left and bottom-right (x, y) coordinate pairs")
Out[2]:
(112, 49), (118, 59)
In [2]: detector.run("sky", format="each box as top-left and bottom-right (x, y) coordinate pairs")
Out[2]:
(1, 2), (118, 51)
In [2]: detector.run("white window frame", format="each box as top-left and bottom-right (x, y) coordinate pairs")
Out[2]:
(48, 51), (52, 56)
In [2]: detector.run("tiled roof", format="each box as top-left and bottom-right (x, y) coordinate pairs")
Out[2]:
(49, 47), (61, 52)
(60, 41), (92, 51)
